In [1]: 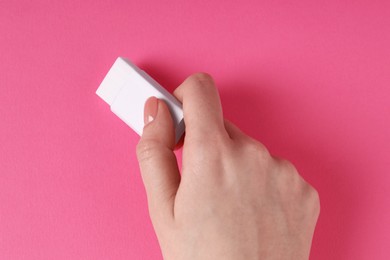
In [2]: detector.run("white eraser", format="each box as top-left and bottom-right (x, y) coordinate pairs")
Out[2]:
(96, 57), (185, 143)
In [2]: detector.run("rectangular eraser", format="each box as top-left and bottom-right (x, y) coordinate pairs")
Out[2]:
(96, 57), (185, 143)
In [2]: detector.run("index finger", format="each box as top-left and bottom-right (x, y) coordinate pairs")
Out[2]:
(173, 73), (227, 139)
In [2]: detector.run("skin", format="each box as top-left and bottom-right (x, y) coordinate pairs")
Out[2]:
(136, 73), (320, 260)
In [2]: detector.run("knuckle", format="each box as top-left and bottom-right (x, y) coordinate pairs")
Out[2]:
(278, 159), (298, 174)
(274, 158), (309, 192)
(309, 186), (321, 213)
(193, 72), (214, 83)
(188, 72), (215, 88)
(300, 183), (321, 216)
(136, 140), (159, 162)
(245, 140), (270, 160)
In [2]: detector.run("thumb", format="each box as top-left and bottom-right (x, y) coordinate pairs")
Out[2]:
(136, 97), (180, 227)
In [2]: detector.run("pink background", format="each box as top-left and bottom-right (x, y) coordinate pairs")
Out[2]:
(1, 1), (389, 259)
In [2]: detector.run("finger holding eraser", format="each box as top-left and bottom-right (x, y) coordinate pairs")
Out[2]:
(96, 57), (185, 143)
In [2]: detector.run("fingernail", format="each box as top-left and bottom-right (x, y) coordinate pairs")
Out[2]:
(144, 97), (159, 125)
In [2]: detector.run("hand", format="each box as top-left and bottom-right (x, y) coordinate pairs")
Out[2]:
(136, 73), (320, 260)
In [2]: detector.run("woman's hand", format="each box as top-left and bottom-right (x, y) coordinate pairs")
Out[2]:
(136, 73), (320, 260)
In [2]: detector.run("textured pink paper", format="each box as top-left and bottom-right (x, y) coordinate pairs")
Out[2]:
(1, 1), (389, 259)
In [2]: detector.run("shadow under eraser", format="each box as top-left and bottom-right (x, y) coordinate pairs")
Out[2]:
(96, 57), (185, 143)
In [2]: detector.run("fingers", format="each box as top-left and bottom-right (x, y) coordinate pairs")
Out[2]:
(173, 73), (228, 139)
(136, 97), (180, 227)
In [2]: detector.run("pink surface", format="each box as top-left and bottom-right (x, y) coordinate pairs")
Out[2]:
(1, 1), (389, 259)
